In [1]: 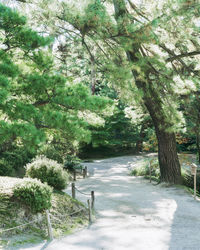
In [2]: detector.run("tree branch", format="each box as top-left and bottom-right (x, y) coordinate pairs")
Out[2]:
(127, 0), (150, 21)
(81, 37), (94, 61)
(160, 44), (198, 75)
(33, 100), (50, 107)
(167, 50), (200, 62)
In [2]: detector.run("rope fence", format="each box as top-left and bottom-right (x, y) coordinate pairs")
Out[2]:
(0, 169), (95, 240)
(0, 183), (95, 240)
(49, 208), (85, 222)
(75, 187), (91, 196)
(71, 183), (95, 210)
(73, 166), (88, 181)
(0, 205), (91, 240)
(71, 182), (95, 225)
(0, 219), (40, 233)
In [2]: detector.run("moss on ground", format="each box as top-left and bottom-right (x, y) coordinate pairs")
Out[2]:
(0, 177), (88, 249)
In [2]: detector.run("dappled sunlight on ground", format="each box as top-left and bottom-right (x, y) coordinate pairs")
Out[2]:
(27, 155), (200, 250)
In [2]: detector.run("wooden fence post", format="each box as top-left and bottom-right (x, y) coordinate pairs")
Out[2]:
(73, 170), (76, 181)
(149, 162), (152, 183)
(191, 163), (197, 200)
(194, 172), (197, 200)
(45, 210), (53, 240)
(83, 167), (87, 178)
(91, 191), (95, 210)
(72, 183), (76, 199)
(87, 199), (92, 224)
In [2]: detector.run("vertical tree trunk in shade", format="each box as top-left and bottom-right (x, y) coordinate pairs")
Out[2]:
(196, 133), (200, 164)
(113, 0), (182, 184)
(142, 93), (181, 184)
(142, 92), (182, 184)
(157, 130), (181, 183)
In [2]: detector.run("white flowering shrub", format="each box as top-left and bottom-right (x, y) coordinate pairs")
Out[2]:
(25, 156), (69, 190)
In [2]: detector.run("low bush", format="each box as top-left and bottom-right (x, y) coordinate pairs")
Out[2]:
(0, 147), (36, 177)
(64, 155), (82, 171)
(182, 169), (200, 191)
(148, 159), (160, 178)
(38, 144), (64, 163)
(2, 147), (35, 170)
(0, 159), (14, 176)
(25, 156), (69, 190)
(131, 158), (160, 179)
(13, 178), (52, 213)
(131, 164), (149, 176)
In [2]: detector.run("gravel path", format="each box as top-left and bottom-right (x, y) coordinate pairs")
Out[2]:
(26, 155), (200, 250)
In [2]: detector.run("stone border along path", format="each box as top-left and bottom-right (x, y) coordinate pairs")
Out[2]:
(25, 155), (200, 250)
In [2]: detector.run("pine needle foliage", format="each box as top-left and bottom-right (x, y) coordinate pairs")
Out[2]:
(0, 3), (113, 157)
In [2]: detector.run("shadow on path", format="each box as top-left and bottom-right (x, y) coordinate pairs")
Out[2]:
(25, 155), (200, 250)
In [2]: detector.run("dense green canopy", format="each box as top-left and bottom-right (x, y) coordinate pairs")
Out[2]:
(0, 3), (112, 155)
(1, 0), (200, 183)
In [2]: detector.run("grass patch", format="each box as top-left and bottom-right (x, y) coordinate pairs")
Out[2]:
(184, 187), (200, 198)
(129, 154), (200, 196)
(144, 175), (160, 182)
(130, 157), (160, 181)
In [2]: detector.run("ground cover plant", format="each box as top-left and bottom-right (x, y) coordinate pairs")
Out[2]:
(13, 178), (53, 213)
(0, 177), (88, 249)
(130, 154), (200, 195)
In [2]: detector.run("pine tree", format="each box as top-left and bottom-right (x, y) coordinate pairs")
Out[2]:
(9, 0), (200, 183)
(0, 4), (112, 156)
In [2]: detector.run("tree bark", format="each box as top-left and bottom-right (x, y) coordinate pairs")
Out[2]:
(142, 90), (181, 183)
(113, 0), (182, 184)
(157, 129), (181, 183)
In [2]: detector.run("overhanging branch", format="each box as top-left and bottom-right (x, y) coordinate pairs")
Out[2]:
(167, 50), (200, 62)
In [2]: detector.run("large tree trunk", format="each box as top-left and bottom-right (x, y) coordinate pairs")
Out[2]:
(157, 129), (181, 183)
(113, 0), (182, 184)
(143, 90), (181, 184)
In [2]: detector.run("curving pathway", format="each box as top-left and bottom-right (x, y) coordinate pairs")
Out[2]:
(27, 155), (200, 250)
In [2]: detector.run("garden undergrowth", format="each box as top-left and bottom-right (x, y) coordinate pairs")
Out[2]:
(0, 177), (88, 249)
